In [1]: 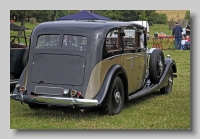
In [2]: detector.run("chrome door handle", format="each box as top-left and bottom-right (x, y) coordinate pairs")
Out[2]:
(126, 56), (138, 60)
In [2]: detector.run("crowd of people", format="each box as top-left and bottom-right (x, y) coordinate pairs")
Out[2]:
(172, 21), (190, 50)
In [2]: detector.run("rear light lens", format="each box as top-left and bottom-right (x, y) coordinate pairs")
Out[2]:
(15, 84), (26, 93)
(62, 89), (70, 95)
(77, 92), (81, 97)
(19, 86), (26, 93)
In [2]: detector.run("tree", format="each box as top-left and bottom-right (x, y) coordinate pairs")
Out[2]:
(138, 10), (148, 21)
(184, 10), (190, 21)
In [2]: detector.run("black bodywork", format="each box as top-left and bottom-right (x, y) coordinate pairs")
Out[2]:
(10, 21), (177, 115)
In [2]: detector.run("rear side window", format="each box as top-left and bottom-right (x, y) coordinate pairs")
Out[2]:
(62, 35), (87, 51)
(36, 35), (60, 49)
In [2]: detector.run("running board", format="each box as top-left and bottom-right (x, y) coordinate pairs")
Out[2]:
(128, 83), (159, 100)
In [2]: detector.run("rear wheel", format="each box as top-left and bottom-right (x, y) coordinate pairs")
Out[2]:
(28, 103), (48, 109)
(160, 67), (173, 94)
(104, 77), (124, 115)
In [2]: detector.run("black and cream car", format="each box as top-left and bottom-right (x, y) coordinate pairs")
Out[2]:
(10, 21), (177, 115)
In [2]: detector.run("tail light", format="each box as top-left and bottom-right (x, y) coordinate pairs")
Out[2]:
(19, 86), (26, 93)
(77, 92), (81, 97)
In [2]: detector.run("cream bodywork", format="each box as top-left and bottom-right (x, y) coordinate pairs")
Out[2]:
(85, 52), (145, 99)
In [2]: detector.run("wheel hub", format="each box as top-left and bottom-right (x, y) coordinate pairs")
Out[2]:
(114, 91), (121, 104)
(169, 76), (173, 85)
(157, 56), (163, 75)
(158, 60), (163, 71)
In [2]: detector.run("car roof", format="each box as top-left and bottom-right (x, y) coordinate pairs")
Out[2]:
(33, 20), (146, 34)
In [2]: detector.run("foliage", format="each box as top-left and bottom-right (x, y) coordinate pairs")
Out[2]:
(184, 10), (190, 21)
(152, 13), (168, 24)
(10, 10), (78, 22)
(10, 10), (169, 25)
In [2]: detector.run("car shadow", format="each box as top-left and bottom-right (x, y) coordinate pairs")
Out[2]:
(24, 91), (163, 118)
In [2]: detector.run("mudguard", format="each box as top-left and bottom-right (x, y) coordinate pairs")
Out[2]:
(94, 64), (128, 106)
(158, 57), (177, 89)
(12, 67), (27, 94)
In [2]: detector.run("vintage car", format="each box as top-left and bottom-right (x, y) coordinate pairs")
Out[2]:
(10, 22), (29, 84)
(10, 20), (177, 115)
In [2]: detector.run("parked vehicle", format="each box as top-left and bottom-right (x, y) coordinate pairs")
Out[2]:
(10, 22), (29, 84)
(10, 21), (177, 115)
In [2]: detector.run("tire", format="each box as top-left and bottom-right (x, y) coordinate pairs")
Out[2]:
(28, 103), (48, 109)
(149, 49), (165, 83)
(160, 67), (173, 94)
(104, 77), (124, 115)
(22, 48), (29, 69)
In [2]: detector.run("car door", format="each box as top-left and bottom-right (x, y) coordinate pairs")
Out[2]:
(122, 28), (141, 94)
(136, 33), (148, 90)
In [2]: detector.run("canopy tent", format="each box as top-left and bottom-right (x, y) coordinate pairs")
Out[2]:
(57, 10), (111, 21)
(10, 22), (29, 31)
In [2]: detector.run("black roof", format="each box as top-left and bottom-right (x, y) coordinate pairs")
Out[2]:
(10, 22), (29, 31)
(33, 20), (146, 34)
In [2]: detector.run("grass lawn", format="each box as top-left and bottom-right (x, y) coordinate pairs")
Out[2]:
(10, 50), (190, 129)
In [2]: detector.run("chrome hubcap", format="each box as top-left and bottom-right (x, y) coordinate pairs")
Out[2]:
(158, 59), (163, 72)
(169, 76), (173, 85)
(114, 90), (121, 104)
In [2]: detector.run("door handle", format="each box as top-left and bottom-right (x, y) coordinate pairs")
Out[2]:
(126, 56), (138, 60)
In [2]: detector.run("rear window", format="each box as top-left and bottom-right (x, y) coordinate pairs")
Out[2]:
(62, 35), (87, 51)
(36, 35), (60, 49)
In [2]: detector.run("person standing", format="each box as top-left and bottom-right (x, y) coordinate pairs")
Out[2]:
(172, 22), (183, 50)
(186, 21), (190, 37)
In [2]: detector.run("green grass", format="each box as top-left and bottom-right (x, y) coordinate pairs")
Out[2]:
(10, 50), (190, 129)
(13, 22), (39, 30)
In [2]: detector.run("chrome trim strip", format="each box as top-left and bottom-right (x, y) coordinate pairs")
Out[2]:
(10, 94), (98, 106)
(126, 56), (138, 60)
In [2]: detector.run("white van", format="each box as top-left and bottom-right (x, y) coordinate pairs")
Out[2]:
(129, 21), (149, 32)
(129, 21), (150, 40)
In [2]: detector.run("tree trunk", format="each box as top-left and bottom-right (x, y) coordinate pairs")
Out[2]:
(18, 10), (27, 37)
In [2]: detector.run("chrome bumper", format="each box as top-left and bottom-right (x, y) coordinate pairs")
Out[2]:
(10, 94), (99, 107)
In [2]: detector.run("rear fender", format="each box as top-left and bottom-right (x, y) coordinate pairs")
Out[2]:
(12, 67), (27, 94)
(94, 64), (128, 106)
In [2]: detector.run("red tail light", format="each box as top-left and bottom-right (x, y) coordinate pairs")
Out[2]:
(77, 92), (81, 97)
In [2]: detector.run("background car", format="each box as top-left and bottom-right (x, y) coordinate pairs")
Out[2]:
(10, 22), (29, 84)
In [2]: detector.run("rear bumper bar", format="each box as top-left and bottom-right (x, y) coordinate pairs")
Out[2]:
(10, 94), (99, 107)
